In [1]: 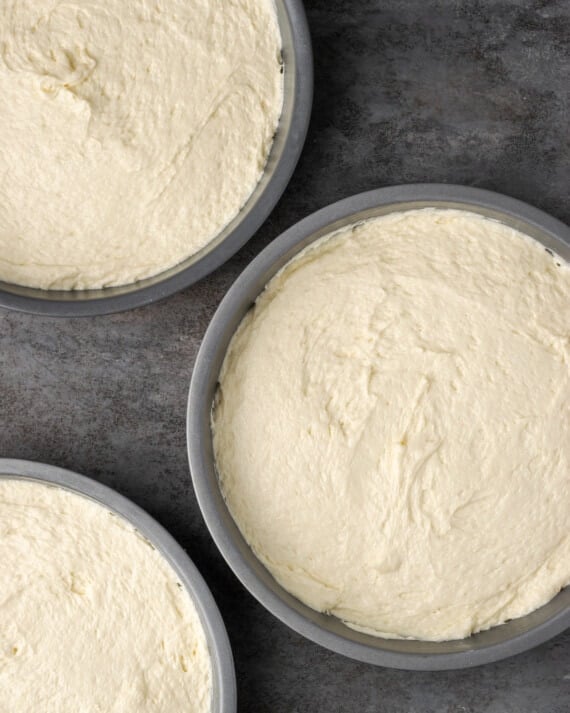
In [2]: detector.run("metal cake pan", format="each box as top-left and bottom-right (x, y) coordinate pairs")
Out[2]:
(0, 458), (236, 712)
(187, 184), (570, 671)
(0, 0), (313, 317)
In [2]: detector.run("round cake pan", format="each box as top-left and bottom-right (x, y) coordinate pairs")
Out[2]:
(0, 0), (313, 317)
(0, 458), (236, 712)
(187, 183), (570, 671)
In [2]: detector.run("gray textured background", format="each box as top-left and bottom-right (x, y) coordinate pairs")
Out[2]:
(1, 0), (569, 711)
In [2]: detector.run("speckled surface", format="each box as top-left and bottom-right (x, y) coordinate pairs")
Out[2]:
(1, 0), (569, 710)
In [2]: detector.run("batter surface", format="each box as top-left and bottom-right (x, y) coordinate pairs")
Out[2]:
(213, 208), (570, 641)
(0, 0), (282, 289)
(0, 479), (212, 712)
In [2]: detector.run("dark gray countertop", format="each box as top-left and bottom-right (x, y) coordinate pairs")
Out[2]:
(1, 1), (568, 711)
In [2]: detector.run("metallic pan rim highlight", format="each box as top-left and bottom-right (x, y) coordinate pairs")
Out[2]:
(187, 184), (570, 671)
(0, 0), (313, 317)
(0, 459), (236, 712)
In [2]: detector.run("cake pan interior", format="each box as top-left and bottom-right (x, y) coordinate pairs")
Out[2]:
(187, 184), (570, 670)
(0, 458), (236, 711)
(0, 0), (313, 317)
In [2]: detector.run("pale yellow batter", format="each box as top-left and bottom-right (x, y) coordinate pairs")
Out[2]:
(0, 479), (212, 712)
(0, 0), (283, 289)
(213, 208), (570, 641)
